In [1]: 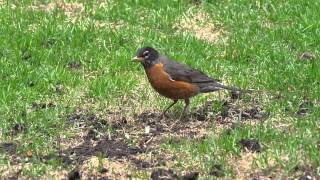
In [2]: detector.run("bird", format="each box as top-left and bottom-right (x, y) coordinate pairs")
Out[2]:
(132, 47), (249, 120)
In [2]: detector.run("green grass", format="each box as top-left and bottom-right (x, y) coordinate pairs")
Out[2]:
(0, 0), (319, 178)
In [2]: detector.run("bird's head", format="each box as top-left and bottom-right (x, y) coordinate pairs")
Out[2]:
(132, 47), (159, 68)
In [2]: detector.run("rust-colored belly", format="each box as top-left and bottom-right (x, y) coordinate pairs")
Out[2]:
(145, 63), (199, 100)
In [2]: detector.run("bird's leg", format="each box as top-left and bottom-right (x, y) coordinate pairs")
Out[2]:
(179, 99), (190, 121)
(170, 99), (190, 130)
(160, 99), (178, 118)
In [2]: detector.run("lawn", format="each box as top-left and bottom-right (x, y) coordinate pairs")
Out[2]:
(0, 0), (319, 179)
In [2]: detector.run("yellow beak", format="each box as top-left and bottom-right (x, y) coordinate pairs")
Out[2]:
(132, 56), (144, 62)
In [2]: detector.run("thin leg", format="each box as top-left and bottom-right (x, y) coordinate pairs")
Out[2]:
(161, 100), (178, 118)
(170, 99), (190, 130)
(179, 99), (190, 120)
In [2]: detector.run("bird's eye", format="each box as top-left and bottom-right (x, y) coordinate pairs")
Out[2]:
(143, 50), (149, 57)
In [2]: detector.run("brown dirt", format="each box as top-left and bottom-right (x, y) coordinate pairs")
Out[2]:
(239, 139), (262, 153)
(0, 90), (269, 178)
(299, 52), (316, 61)
(248, 164), (320, 180)
(209, 164), (225, 177)
(59, 106), (214, 178)
(151, 168), (179, 180)
(9, 123), (27, 136)
(66, 60), (82, 70)
(216, 99), (268, 126)
(31, 101), (56, 110)
(297, 97), (314, 115)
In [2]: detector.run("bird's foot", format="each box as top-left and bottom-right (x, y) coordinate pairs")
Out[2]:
(159, 113), (169, 120)
(179, 115), (190, 122)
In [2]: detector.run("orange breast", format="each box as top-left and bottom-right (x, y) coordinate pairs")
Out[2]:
(145, 63), (199, 100)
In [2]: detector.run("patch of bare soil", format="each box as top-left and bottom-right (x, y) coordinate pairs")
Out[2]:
(296, 97), (314, 116)
(239, 139), (262, 153)
(0, 143), (17, 155)
(299, 52), (316, 61)
(66, 60), (82, 70)
(209, 164), (225, 177)
(31, 101), (56, 110)
(9, 123), (27, 136)
(55, 106), (213, 178)
(216, 98), (268, 126)
(21, 48), (32, 61)
(151, 168), (179, 180)
(1, 91), (266, 178)
(151, 168), (199, 180)
(174, 10), (224, 43)
(248, 164), (319, 180)
(56, 92), (265, 178)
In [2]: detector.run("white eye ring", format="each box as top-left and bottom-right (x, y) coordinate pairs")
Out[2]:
(143, 50), (149, 56)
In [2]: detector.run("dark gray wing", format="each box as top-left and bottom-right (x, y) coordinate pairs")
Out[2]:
(159, 56), (250, 93)
(159, 56), (219, 83)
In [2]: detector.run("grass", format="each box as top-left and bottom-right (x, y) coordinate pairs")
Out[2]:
(0, 0), (319, 179)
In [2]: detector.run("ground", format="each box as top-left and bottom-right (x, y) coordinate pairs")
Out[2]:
(0, 0), (319, 179)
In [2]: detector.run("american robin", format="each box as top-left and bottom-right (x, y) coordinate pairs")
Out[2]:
(132, 47), (248, 120)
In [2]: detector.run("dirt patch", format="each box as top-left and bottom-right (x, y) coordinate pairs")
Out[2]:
(182, 171), (199, 180)
(209, 164), (225, 177)
(21, 48), (32, 61)
(151, 168), (179, 180)
(77, 156), (132, 179)
(216, 100), (268, 125)
(175, 10), (223, 43)
(94, 20), (127, 30)
(60, 138), (144, 164)
(68, 169), (81, 180)
(249, 164), (320, 180)
(239, 139), (262, 153)
(41, 37), (57, 48)
(151, 168), (199, 180)
(1, 93), (262, 179)
(10, 123), (27, 136)
(55, 83), (65, 94)
(135, 111), (211, 140)
(230, 152), (259, 179)
(59, 105), (213, 177)
(31, 101), (56, 110)
(291, 165), (319, 180)
(67, 60), (82, 70)
(188, 0), (203, 6)
(299, 52), (316, 61)
(0, 143), (17, 155)
(297, 97), (314, 116)
(193, 100), (213, 121)
(66, 108), (98, 123)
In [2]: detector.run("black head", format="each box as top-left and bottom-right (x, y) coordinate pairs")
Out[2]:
(132, 47), (159, 68)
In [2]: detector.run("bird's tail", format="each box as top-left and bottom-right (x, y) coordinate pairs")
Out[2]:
(198, 82), (252, 93)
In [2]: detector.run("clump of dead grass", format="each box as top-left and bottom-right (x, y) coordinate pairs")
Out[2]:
(175, 9), (224, 43)
(79, 156), (132, 179)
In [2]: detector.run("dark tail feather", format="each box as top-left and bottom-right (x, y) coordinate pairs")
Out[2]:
(199, 82), (252, 93)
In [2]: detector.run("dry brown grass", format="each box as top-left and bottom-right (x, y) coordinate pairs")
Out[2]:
(31, 1), (85, 17)
(175, 9), (224, 43)
(229, 152), (259, 179)
(79, 156), (133, 179)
